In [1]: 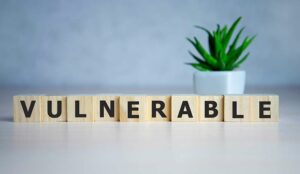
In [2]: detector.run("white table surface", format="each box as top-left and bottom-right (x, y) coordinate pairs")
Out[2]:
(0, 87), (299, 174)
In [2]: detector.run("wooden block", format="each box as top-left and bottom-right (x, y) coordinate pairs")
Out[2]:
(225, 95), (279, 122)
(119, 96), (148, 122)
(147, 96), (171, 121)
(199, 96), (224, 122)
(224, 95), (251, 122)
(171, 95), (198, 122)
(13, 95), (42, 122)
(93, 95), (119, 121)
(41, 96), (67, 122)
(67, 96), (93, 122)
(249, 95), (279, 122)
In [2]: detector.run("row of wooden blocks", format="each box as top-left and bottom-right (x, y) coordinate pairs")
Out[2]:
(13, 95), (279, 122)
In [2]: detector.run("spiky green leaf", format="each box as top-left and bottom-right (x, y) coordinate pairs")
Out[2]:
(227, 27), (245, 57)
(222, 17), (242, 51)
(220, 25), (228, 40)
(188, 37), (218, 67)
(188, 51), (207, 65)
(195, 26), (216, 57)
(232, 52), (250, 69)
(226, 35), (255, 68)
(186, 63), (211, 71)
(187, 17), (255, 71)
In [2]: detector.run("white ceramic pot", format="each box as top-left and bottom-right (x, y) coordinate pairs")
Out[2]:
(193, 71), (246, 95)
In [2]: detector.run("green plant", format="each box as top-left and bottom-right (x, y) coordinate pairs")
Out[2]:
(186, 17), (256, 71)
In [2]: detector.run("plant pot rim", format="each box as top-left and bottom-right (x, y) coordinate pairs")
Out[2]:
(194, 70), (245, 74)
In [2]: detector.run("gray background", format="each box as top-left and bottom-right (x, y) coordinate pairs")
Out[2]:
(0, 0), (299, 90)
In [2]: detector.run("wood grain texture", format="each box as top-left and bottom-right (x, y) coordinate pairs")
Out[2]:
(41, 96), (67, 122)
(119, 96), (148, 122)
(13, 94), (279, 122)
(249, 95), (279, 122)
(13, 96), (42, 122)
(147, 96), (171, 121)
(224, 95), (251, 122)
(171, 95), (199, 122)
(93, 95), (119, 121)
(67, 96), (93, 122)
(199, 96), (224, 122)
(225, 95), (279, 122)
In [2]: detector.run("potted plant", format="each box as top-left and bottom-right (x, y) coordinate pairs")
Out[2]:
(186, 17), (255, 94)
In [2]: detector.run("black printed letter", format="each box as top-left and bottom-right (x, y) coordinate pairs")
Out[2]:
(178, 101), (193, 118)
(128, 101), (139, 118)
(100, 100), (114, 118)
(232, 101), (243, 118)
(47, 101), (62, 118)
(75, 100), (86, 117)
(205, 101), (218, 118)
(20, 100), (36, 118)
(259, 101), (271, 118)
(152, 100), (166, 118)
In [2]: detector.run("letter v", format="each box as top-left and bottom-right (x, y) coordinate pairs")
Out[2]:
(20, 100), (36, 117)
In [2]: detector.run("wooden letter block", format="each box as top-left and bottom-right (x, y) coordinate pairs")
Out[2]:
(67, 96), (93, 122)
(119, 96), (148, 122)
(147, 96), (171, 121)
(225, 95), (279, 122)
(171, 95), (198, 122)
(199, 96), (224, 122)
(224, 95), (251, 122)
(249, 95), (279, 122)
(13, 95), (42, 122)
(93, 95), (119, 121)
(41, 96), (67, 122)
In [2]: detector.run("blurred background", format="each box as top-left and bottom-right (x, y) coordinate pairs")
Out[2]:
(0, 0), (299, 91)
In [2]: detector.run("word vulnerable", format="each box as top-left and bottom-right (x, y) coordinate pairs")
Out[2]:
(13, 95), (279, 122)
